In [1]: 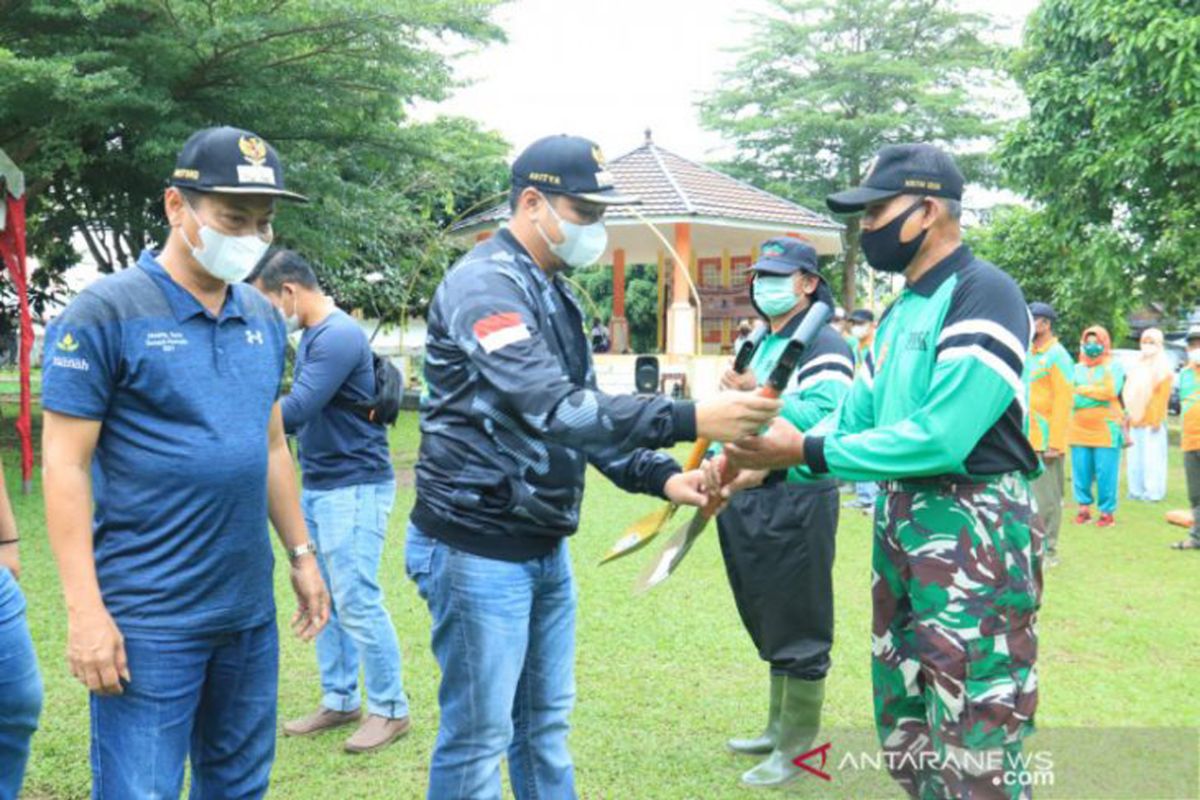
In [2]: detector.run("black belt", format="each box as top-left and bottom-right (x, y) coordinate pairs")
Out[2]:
(881, 473), (1015, 494)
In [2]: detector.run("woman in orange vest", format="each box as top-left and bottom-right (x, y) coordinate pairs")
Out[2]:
(1172, 326), (1200, 550)
(1068, 326), (1125, 527)
(1122, 327), (1173, 502)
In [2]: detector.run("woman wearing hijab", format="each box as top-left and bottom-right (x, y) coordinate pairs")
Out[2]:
(1068, 326), (1126, 527)
(1123, 328), (1174, 501)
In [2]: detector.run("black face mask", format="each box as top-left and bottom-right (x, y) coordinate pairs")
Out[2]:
(860, 200), (929, 274)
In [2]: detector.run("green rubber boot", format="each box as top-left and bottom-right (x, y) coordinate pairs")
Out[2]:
(726, 673), (782, 755)
(740, 676), (824, 788)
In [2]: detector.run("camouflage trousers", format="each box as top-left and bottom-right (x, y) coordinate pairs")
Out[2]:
(872, 473), (1043, 800)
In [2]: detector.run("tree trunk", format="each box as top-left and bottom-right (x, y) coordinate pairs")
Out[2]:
(841, 215), (860, 311)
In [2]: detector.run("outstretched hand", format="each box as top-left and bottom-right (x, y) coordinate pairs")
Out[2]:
(701, 454), (768, 502)
(725, 417), (807, 472)
(663, 470), (710, 508)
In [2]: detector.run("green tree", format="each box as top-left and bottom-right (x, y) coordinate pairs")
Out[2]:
(699, 0), (1009, 309)
(999, 0), (1200, 310)
(0, 0), (509, 323)
(569, 263), (660, 354)
(968, 205), (1137, 346)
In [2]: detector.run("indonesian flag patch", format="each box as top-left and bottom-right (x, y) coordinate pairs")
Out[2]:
(473, 312), (531, 354)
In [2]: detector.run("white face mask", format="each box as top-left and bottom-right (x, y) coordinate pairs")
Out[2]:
(183, 199), (271, 284)
(1141, 342), (1160, 355)
(282, 287), (302, 334)
(1189, 349), (1200, 365)
(537, 195), (608, 268)
(851, 323), (870, 339)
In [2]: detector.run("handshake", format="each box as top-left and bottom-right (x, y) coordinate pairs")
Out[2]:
(661, 391), (810, 509)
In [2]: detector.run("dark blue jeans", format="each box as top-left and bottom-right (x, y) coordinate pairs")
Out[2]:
(0, 568), (42, 800)
(89, 621), (278, 799)
(405, 524), (577, 800)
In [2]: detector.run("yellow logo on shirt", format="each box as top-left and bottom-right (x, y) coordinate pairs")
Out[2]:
(57, 333), (80, 353)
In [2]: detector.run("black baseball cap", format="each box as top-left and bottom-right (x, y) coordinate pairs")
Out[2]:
(849, 309), (876, 323)
(511, 135), (638, 205)
(168, 126), (307, 202)
(751, 237), (821, 277)
(1029, 302), (1057, 322)
(826, 143), (964, 214)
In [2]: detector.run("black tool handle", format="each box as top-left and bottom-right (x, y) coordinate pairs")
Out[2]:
(765, 302), (833, 394)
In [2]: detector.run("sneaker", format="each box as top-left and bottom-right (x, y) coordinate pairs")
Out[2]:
(344, 714), (411, 754)
(1073, 508), (1092, 525)
(1046, 554), (1061, 568)
(1097, 513), (1115, 528)
(283, 706), (362, 737)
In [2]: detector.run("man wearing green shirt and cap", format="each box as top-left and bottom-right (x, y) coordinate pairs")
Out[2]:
(723, 144), (1043, 799)
(710, 237), (854, 789)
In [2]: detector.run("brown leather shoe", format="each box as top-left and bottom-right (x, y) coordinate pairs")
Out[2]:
(283, 706), (362, 737)
(343, 714), (411, 754)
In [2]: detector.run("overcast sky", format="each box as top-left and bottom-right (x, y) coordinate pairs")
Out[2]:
(421, 0), (1042, 166)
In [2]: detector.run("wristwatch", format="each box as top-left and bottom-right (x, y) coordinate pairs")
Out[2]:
(287, 541), (318, 562)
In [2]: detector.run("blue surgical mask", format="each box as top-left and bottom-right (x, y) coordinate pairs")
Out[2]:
(537, 195), (608, 268)
(753, 275), (798, 317)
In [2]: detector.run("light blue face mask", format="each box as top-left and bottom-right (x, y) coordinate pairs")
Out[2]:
(537, 195), (608, 268)
(753, 275), (799, 317)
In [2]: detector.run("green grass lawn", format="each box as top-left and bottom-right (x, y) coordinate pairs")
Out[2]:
(11, 411), (1200, 799)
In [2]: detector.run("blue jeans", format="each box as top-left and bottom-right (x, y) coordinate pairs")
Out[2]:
(1071, 445), (1121, 514)
(405, 524), (576, 800)
(89, 622), (278, 799)
(1126, 424), (1168, 501)
(0, 569), (42, 800)
(302, 480), (408, 719)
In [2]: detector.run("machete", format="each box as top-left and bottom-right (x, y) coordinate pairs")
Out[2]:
(598, 323), (768, 565)
(633, 301), (833, 594)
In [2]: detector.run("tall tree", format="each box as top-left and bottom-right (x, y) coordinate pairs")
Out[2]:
(699, 0), (1008, 309)
(968, 205), (1137, 346)
(0, 0), (509, 323)
(999, 0), (1200, 309)
(570, 263), (661, 354)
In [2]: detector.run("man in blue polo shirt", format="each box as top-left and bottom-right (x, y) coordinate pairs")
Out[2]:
(42, 126), (329, 799)
(251, 249), (410, 755)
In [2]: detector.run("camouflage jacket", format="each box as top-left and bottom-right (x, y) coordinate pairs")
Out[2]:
(412, 229), (695, 561)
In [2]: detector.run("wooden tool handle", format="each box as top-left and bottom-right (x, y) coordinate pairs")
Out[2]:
(682, 437), (711, 470)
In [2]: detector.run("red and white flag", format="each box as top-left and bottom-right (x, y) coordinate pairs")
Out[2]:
(473, 312), (531, 354)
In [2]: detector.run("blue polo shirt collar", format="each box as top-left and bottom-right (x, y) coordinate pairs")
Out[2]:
(136, 249), (247, 324)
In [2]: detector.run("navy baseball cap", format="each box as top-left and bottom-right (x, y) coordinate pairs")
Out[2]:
(169, 126), (307, 202)
(826, 143), (964, 214)
(849, 309), (876, 323)
(1029, 302), (1057, 322)
(751, 237), (821, 276)
(511, 135), (638, 205)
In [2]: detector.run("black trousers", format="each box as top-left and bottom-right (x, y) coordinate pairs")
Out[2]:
(1186, 451), (1200, 543)
(716, 479), (838, 680)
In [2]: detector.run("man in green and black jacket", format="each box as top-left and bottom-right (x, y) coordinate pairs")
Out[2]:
(710, 237), (854, 788)
(725, 144), (1043, 799)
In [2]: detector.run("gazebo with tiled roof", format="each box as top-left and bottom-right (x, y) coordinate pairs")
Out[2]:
(452, 130), (844, 356)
